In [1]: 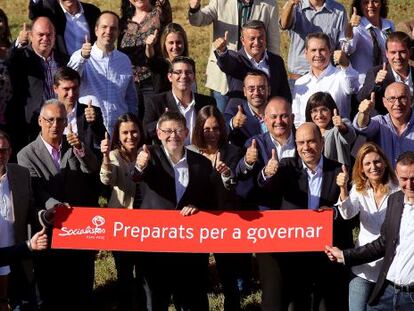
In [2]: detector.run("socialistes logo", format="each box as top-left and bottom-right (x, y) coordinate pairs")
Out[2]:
(58, 215), (106, 237)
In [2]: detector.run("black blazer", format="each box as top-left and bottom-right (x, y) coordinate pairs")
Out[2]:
(357, 63), (414, 115)
(29, 0), (101, 57)
(344, 191), (405, 305)
(259, 156), (355, 249)
(136, 144), (216, 211)
(143, 91), (217, 141)
(0, 242), (32, 267)
(215, 48), (292, 102)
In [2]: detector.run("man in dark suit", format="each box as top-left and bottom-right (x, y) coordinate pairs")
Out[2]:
(28, 0), (100, 57)
(17, 100), (99, 311)
(224, 70), (270, 147)
(135, 111), (215, 311)
(357, 31), (413, 115)
(143, 56), (216, 143)
(257, 122), (354, 311)
(0, 131), (38, 311)
(214, 20), (291, 102)
(235, 97), (296, 210)
(326, 151), (414, 310)
(7, 17), (68, 156)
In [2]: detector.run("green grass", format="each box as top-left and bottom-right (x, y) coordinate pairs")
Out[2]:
(3, 0), (413, 309)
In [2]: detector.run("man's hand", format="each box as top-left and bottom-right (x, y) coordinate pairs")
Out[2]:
(245, 139), (258, 166)
(136, 144), (150, 170)
(375, 62), (388, 84)
(66, 124), (82, 149)
(81, 35), (92, 59)
(84, 100), (96, 123)
(180, 204), (199, 216)
(333, 50), (349, 68)
(325, 245), (345, 263)
(358, 92), (375, 114)
(264, 149), (279, 178)
(17, 22), (30, 46)
(213, 31), (228, 53)
(232, 105), (247, 129)
(30, 228), (48, 251)
(349, 7), (361, 27)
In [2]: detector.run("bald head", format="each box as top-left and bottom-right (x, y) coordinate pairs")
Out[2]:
(30, 17), (55, 58)
(383, 82), (412, 123)
(296, 122), (324, 170)
(264, 97), (294, 143)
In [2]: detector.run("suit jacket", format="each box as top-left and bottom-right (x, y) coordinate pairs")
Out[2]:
(344, 191), (406, 305)
(357, 63), (414, 115)
(17, 134), (99, 223)
(28, 0), (100, 57)
(136, 145), (215, 210)
(235, 132), (296, 210)
(0, 242), (32, 267)
(215, 48), (291, 101)
(258, 156), (355, 249)
(143, 91), (217, 141)
(188, 0), (280, 94)
(6, 45), (68, 152)
(224, 98), (263, 147)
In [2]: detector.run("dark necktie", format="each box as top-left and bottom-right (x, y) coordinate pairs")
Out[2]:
(369, 27), (382, 67)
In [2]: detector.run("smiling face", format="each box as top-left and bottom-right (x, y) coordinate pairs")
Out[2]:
(386, 41), (410, 74)
(383, 83), (412, 123)
(53, 79), (79, 111)
(30, 17), (55, 58)
(310, 104), (332, 130)
(243, 74), (269, 110)
(164, 32), (185, 61)
(39, 103), (67, 146)
(119, 121), (140, 155)
(168, 61), (194, 93)
(305, 38), (331, 74)
(156, 120), (188, 155)
(396, 163), (414, 202)
(264, 98), (294, 142)
(95, 13), (119, 51)
(202, 116), (220, 149)
(361, 0), (381, 20)
(296, 123), (324, 170)
(362, 151), (385, 184)
(241, 27), (267, 62)
(129, 0), (151, 10)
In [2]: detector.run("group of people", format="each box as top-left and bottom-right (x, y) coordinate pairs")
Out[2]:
(0, 0), (413, 310)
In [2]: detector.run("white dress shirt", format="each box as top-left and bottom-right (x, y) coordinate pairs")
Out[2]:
(163, 147), (189, 204)
(387, 199), (414, 285)
(245, 50), (270, 77)
(292, 64), (359, 127)
(172, 92), (196, 146)
(337, 182), (399, 282)
(269, 133), (296, 160)
(0, 172), (14, 275)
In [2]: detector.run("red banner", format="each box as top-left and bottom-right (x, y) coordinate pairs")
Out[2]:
(51, 207), (333, 253)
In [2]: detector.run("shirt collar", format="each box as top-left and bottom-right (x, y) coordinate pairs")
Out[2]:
(361, 16), (394, 32)
(310, 63), (335, 80)
(162, 145), (187, 167)
(92, 43), (113, 58)
(302, 0), (332, 12)
(40, 135), (62, 154)
(302, 156), (324, 175)
(244, 49), (268, 64)
(32, 48), (54, 62)
(172, 91), (195, 110)
(270, 132), (294, 148)
(59, 0), (83, 17)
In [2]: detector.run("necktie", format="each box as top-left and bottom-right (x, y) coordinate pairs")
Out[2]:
(52, 148), (60, 170)
(369, 27), (382, 67)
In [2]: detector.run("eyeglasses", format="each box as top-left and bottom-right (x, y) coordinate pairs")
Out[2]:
(310, 107), (330, 115)
(158, 128), (186, 135)
(245, 86), (267, 94)
(171, 70), (194, 77)
(385, 95), (409, 104)
(41, 116), (67, 126)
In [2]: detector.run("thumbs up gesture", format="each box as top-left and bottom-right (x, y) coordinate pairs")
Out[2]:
(18, 22), (30, 46)
(136, 144), (151, 170)
(100, 132), (110, 158)
(245, 139), (258, 166)
(375, 62), (388, 84)
(358, 92), (375, 114)
(232, 105), (247, 129)
(66, 124), (82, 149)
(30, 227), (48, 251)
(336, 165), (349, 188)
(349, 7), (361, 27)
(333, 49), (349, 68)
(214, 31), (229, 53)
(332, 108), (345, 131)
(215, 152), (231, 177)
(264, 149), (279, 178)
(81, 35), (92, 59)
(145, 29), (159, 47)
(84, 100), (96, 123)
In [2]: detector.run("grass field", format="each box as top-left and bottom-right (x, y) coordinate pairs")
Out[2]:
(1, 0), (413, 309)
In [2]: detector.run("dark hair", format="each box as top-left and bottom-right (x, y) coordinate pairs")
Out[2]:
(397, 151), (414, 166)
(0, 129), (11, 145)
(305, 92), (339, 128)
(120, 0), (152, 24)
(160, 23), (189, 59)
(192, 105), (228, 149)
(242, 20), (266, 32)
(168, 56), (196, 74)
(305, 32), (331, 51)
(243, 70), (270, 86)
(157, 111), (187, 129)
(111, 113), (145, 151)
(386, 31), (412, 50)
(96, 11), (120, 27)
(53, 66), (81, 86)
(0, 9), (12, 48)
(351, 0), (388, 18)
